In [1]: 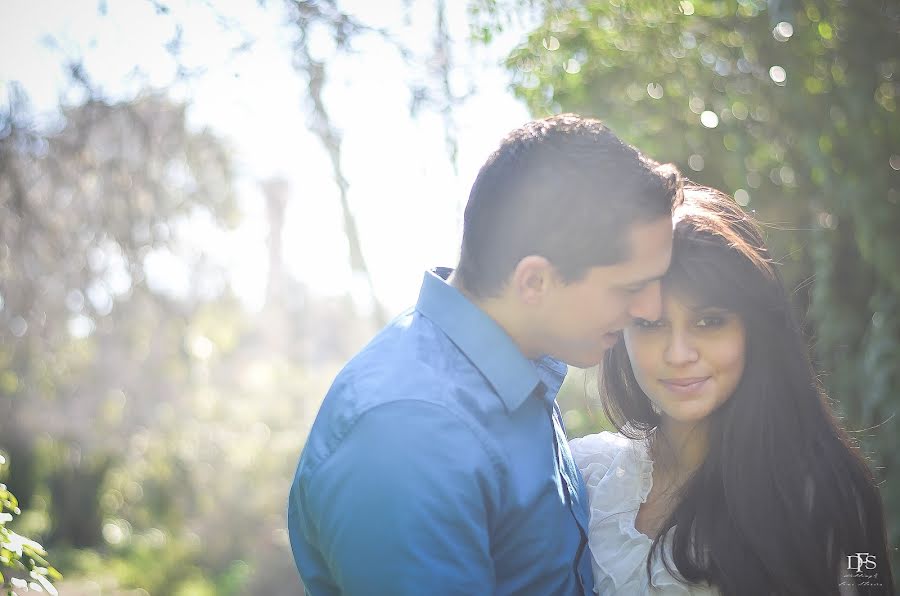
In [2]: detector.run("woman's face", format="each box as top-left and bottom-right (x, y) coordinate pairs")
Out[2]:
(624, 290), (747, 426)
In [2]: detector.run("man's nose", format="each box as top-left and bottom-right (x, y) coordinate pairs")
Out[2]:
(627, 281), (662, 322)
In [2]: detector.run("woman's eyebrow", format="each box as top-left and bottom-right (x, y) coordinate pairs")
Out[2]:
(687, 303), (731, 314)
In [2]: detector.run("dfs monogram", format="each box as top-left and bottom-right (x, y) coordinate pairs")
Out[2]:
(847, 553), (877, 573)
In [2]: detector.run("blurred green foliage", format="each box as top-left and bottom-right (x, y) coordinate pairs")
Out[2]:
(494, 0), (899, 581)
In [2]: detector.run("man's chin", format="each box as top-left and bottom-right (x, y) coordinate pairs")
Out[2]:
(552, 336), (621, 369)
(561, 350), (609, 370)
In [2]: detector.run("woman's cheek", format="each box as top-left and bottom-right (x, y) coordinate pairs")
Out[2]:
(625, 335), (659, 389)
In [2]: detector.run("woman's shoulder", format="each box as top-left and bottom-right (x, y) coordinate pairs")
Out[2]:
(568, 431), (650, 489)
(569, 431), (632, 469)
(569, 431), (652, 503)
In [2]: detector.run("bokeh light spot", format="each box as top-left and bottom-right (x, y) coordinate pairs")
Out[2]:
(564, 59), (581, 74)
(769, 65), (787, 84)
(773, 22), (794, 42)
(700, 110), (719, 128)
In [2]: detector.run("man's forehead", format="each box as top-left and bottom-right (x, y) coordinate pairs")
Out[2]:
(625, 217), (674, 253)
(622, 218), (673, 268)
(578, 216), (672, 284)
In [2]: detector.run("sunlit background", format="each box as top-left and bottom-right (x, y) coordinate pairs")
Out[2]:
(2, 0), (538, 315)
(1, 0), (898, 593)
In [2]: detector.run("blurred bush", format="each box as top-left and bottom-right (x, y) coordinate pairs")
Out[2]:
(1, 453), (62, 595)
(0, 86), (378, 593)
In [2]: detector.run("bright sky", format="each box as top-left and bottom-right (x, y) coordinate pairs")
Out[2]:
(1, 0), (534, 316)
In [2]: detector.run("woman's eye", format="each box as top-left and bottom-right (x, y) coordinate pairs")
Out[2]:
(632, 318), (662, 329)
(696, 316), (725, 328)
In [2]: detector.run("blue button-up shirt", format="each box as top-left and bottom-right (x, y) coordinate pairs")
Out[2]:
(288, 268), (594, 595)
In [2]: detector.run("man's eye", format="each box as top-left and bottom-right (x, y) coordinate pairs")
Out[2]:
(623, 284), (646, 295)
(632, 318), (662, 329)
(696, 316), (725, 328)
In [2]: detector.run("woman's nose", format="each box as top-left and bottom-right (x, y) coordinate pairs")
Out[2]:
(663, 329), (699, 366)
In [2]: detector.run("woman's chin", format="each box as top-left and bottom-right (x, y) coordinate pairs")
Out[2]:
(658, 403), (716, 426)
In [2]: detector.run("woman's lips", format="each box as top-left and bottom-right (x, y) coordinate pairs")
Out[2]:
(659, 377), (710, 394)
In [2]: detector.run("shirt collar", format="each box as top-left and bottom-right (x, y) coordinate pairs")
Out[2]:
(416, 267), (555, 412)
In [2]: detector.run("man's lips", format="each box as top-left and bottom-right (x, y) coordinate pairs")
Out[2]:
(601, 332), (622, 347)
(659, 377), (710, 393)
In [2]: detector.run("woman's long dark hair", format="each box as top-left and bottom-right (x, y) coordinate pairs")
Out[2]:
(600, 184), (894, 595)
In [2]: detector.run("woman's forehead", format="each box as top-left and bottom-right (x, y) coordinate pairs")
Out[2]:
(661, 282), (734, 313)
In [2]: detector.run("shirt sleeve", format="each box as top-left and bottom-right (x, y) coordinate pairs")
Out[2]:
(299, 400), (499, 595)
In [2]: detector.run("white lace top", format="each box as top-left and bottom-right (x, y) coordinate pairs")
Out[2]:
(569, 432), (718, 595)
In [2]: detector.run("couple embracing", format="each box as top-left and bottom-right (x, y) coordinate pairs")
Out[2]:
(287, 115), (893, 595)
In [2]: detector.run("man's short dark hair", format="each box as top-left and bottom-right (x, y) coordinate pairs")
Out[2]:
(454, 114), (683, 298)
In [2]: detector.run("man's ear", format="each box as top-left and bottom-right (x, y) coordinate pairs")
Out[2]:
(510, 255), (556, 305)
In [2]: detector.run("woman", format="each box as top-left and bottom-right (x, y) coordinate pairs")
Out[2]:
(570, 184), (893, 595)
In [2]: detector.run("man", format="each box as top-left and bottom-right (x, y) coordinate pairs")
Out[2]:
(288, 114), (682, 595)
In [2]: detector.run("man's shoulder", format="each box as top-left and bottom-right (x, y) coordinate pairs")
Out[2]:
(301, 311), (492, 470)
(335, 309), (465, 408)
